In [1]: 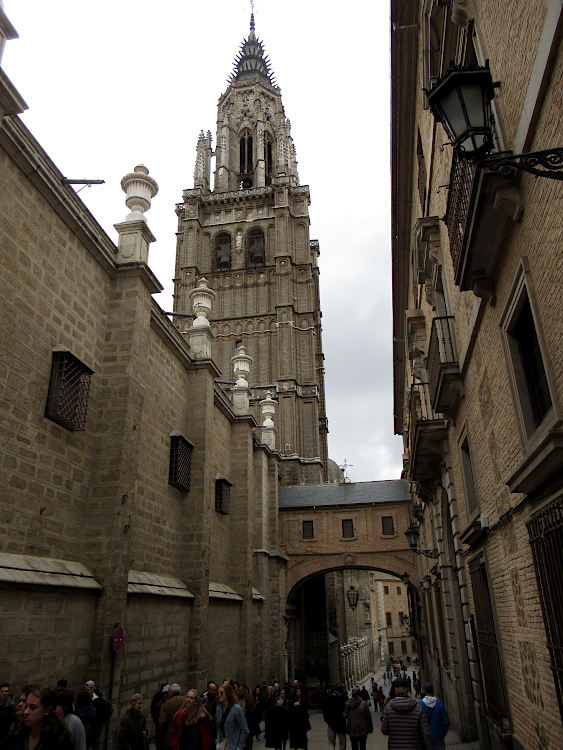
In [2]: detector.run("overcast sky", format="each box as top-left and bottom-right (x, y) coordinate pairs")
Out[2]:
(3, 0), (404, 482)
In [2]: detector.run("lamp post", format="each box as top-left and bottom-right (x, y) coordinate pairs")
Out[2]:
(425, 62), (563, 179)
(404, 523), (439, 559)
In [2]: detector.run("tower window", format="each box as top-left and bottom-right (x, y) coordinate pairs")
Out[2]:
(247, 227), (265, 265)
(214, 232), (232, 270)
(265, 131), (274, 185)
(240, 129), (253, 187)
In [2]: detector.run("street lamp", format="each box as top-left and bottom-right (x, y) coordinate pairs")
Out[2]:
(425, 62), (563, 179)
(404, 523), (439, 559)
(347, 585), (359, 609)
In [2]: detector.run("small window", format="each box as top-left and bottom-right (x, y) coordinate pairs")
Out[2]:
(44, 350), (94, 431)
(399, 611), (405, 625)
(302, 520), (314, 539)
(401, 640), (408, 655)
(215, 478), (232, 514)
(168, 434), (193, 491)
(342, 519), (355, 538)
(460, 431), (479, 516)
(507, 292), (552, 434)
(388, 641), (395, 656)
(382, 516), (395, 535)
(386, 612), (392, 627)
(384, 585), (389, 595)
(397, 586), (402, 596)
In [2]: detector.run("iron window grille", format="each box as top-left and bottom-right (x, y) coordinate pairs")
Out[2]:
(168, 434), (194, 491)
(527, 494), (563, 724)
(44, 350), (93, 431)
(302, 520), (314, 539)
(215, 478), (232, 515)
(468, 555), (509, 727)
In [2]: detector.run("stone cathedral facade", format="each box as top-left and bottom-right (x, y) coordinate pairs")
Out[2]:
(0, 10), (331, 721)
(173, 17), (329, 486)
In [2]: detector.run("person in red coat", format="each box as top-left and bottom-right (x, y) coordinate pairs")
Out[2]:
(170, 690), (212, 750)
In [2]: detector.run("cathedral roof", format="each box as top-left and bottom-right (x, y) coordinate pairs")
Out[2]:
(228, 13), (277, 86)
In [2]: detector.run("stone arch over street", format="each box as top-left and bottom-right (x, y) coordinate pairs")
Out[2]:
(278, 480), (421, 687)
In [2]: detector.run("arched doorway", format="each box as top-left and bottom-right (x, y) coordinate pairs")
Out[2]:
(285, 565), (418, 701)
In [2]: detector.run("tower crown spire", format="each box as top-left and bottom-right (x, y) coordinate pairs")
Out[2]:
(228, 13), (276, 86)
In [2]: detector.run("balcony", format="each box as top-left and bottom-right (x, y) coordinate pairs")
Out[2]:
(408, 383), (447, 486)
(427, 316), (462, 417)
(445, 151), (522, 298)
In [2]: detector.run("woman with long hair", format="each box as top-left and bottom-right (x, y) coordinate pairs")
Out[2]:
(5, 686), (72, 750)
(170, 690), (212, 750)
(215, 683), (248, 750)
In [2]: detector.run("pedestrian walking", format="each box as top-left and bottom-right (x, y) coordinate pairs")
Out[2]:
(5, 685), (72, 750)
(216, 683), (249, 750)
(376, 687), (385, 714)
(343, 688), (372, 750)
(380, 678), (433, 750)
(118, 694), (148, 750)
(55, 691), (87, 750)
(419, 684), (450, 750)
(265, 688), (288, 750)
(171, 689), (212, 750)
(322, 685), (346, 750)
(287, 688), (309, 750)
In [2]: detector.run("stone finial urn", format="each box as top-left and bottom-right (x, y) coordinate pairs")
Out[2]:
(260, 391), (276, 427)
(231, 345), (252, 386)
(189, 277), (216, 327)
(120, 164), (159, 222)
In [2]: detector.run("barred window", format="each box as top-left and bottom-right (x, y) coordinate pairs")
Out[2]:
(215, 478), (232, 515)
(302, 520), (314, 539)
(527, 495), (563, 723)
(44, 350), (93, 431)
(168, 434), (194, 491)
(469, 556), (508, 727)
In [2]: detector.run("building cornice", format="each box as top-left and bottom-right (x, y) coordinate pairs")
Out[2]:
(391, 0), (420, 434)
(0, 114), (118, 273)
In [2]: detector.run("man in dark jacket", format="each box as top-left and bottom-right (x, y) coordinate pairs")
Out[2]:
(380, 679), (433, 750)
(419, 683), (450, 750)
(322, 686), (347, 750)
(344, 688), (373, 750)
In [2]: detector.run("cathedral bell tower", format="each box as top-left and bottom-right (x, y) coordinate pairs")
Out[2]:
(173, 14), (328, 485)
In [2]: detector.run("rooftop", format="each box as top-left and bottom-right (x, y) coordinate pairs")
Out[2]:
(278, 480), (409, 509)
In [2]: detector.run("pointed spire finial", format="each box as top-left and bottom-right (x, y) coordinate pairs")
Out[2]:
(249, 1), (256, 40)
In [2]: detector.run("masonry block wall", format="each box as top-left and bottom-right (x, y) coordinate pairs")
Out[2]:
(392, 1), (563, 748)
(0, 111), (286, 717)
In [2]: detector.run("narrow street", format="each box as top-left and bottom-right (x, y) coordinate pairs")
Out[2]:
(301, 667), (481, 750)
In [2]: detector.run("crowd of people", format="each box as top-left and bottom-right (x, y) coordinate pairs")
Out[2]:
(0, 669), (450, 750)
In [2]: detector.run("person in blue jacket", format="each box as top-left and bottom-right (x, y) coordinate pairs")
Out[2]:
(419, 683), (450, 750)
(216, 683), (249, 750)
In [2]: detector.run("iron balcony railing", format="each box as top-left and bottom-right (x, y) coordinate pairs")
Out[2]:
(427, 316), (458, 408)
(408, 383), (430, 454)
(444, 151), (476, 277)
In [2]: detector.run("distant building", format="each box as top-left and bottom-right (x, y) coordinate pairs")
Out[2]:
(391, 2), (563, 749)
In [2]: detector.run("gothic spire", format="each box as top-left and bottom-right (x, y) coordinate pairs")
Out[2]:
(228, 13), (277, 86)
